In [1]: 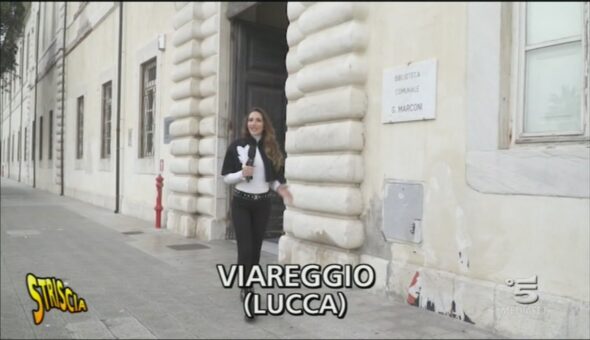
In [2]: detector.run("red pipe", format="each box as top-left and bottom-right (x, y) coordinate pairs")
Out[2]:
(155, 174), (163, 228)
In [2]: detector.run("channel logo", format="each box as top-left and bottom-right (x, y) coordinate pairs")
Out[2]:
(26, 273), (88, 325)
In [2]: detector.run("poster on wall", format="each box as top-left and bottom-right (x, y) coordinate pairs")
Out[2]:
(382, 58), (437, 123)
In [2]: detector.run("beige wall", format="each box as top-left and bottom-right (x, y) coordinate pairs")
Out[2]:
(363, 2), (589, 302)
(62, 2), (176, 220)
(35, 65), (58, 193)
(119, 2), (176, 222)
(64, 3), (117, 206)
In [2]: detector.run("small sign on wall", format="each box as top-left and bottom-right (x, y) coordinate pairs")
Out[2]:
(382, 59), (437, 123)
(163, 116), (174, 144)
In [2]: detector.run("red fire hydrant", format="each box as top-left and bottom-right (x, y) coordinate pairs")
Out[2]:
(155, 174), (164, 229)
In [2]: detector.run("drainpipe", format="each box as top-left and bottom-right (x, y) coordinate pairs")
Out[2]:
(32, 3), (40, 188)
(8, 78), (12, 179)
(60, 1), (67, 196)
(0, 83), (3, 175)
(115, 1), (123, 213)
(19, 59), (24, 182)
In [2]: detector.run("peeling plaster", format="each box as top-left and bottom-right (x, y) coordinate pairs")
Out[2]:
(406, 271), (474, 324)
(456, 207), (471, 273)
(458, 251), (470, 271)
(428, 162), (472, 273)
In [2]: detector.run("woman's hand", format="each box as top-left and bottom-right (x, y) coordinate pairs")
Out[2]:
(242, 165), (254, 178)
(277, 185), (293, 205)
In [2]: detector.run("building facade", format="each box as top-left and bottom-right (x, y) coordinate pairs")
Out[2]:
(1, 2), (588, 338)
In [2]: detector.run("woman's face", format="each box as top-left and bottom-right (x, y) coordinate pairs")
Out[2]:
(247, 111), (264, 136)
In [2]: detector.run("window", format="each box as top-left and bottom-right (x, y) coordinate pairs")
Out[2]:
(48, 110), (53, 160)
(24, 127), (28, 161)
(39, 116), (43, 160)
(52, 3), (57, 37)
(512, 2), (589, 143)
(31, 120), (35, 161)
(18, 131), (21, 161)
(139, 58), (156, 158)
(466, 3), (589, 199)
(25, 33), (29, 81)
(101, 81), (112, 158)
(41, 2), (47, 50)
(76, 96), (84, 159)
(19, 41), (24, 81)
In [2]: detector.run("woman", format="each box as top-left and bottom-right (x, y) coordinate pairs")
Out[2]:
(221, 107), (293, 321)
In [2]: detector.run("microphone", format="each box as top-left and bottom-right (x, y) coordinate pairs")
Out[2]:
(245, 158), (254, 182)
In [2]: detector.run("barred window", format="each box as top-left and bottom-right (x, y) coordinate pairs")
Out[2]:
(139, 58), (156, 158)
(76, 96), (84, 159)
(48, 110), (53, 160)
(39, 116), (43, 161)
(24, 127), (28, 161)
(18, 130), (21, 161)
(101, 81), (112, 158)
(32, 120), (35, 161)
(19, 41), (24, 81)
(26, 32), (30, 77)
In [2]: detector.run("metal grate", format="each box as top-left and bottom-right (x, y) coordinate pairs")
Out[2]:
(167, 243), (209, 251)
(122, 231), (144, 235)
(6, 230), (41, 237)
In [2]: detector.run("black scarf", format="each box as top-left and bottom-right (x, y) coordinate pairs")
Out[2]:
(221, 136), (286, 184)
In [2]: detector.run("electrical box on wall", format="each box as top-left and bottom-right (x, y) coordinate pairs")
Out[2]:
(382, 180), (423, 243)
(158, 33), (166, 51)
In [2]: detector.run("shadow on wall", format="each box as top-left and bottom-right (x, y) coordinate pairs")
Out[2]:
(360, 196), (392, 260)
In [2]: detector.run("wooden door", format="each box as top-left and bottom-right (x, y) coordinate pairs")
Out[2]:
(229, 19), (288, 240)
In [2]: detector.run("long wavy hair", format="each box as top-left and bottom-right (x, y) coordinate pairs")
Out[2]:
(241, 107), (284, 171)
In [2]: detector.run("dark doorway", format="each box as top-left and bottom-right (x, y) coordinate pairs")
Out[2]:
(227, 3), (289, 241)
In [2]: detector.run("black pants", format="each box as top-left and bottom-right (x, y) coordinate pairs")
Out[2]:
(231, 194), (271, 288)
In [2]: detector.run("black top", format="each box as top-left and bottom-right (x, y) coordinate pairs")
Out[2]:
(221, 136), (286, 184)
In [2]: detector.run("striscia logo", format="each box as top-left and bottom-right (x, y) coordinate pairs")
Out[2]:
(26, 273), (88, 325)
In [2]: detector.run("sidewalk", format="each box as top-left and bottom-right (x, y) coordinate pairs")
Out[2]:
(1, 178), (504, 339)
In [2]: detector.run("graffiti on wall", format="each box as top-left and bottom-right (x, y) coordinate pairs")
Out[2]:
(406, 271), (474, 324)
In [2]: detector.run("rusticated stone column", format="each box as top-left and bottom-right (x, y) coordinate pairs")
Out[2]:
(167, 2), (224, 240)
(279, 2), (369, 266)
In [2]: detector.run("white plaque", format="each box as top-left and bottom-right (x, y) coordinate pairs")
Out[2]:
(382, 59), (437, 123)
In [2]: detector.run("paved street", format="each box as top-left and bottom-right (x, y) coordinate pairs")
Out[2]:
(1, 178), (504, 339)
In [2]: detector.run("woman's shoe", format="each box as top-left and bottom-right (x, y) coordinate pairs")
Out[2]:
(245, 291), (256, 322)
(242, 288), (256, 322)
(240, 287), (255, 301)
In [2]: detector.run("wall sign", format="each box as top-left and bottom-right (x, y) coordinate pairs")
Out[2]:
(382, 59), (437, 123)
(163, 116), (174, 144)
